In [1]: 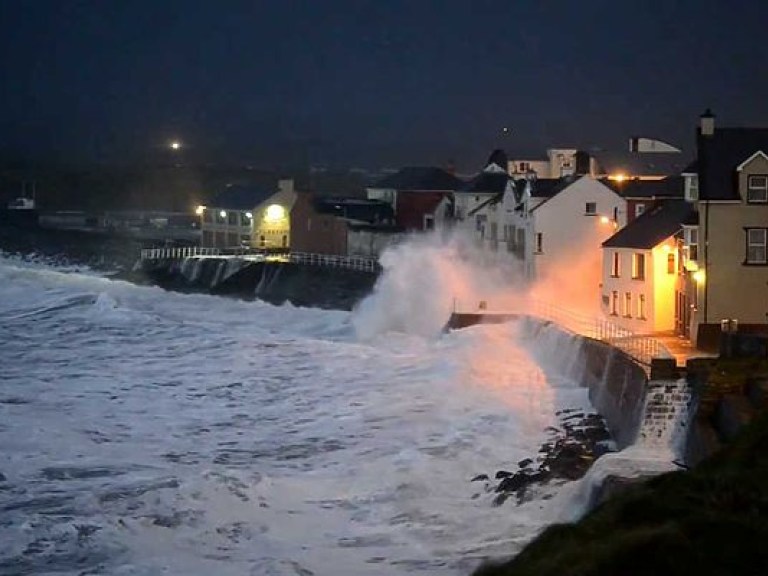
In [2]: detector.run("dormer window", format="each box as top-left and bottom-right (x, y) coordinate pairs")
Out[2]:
(747, 175), (768, 203)
(685, 175), (699, 202)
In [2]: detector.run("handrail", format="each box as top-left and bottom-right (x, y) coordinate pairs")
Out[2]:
(453, 298), (668, 368)
(140, 247), (380, 273)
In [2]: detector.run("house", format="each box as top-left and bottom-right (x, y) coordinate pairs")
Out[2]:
(366, 167), (463, 231)
(605, 175), (685, 222)
(601, 199), (694, 333)
(679, 111), (768, 349)
(455, 150), (512, 222)
(505, 175), (627, 309)
(508, 149), (596, 179)
(290, 193), (397, 257)
(200, 179), (296, 250)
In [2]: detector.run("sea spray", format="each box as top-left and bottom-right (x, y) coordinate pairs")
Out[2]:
(352, 230), (525, 339)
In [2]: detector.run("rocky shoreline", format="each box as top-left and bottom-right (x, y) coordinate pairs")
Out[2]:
(471, 409), (614, 507)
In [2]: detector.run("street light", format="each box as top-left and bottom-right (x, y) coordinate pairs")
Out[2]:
(170, 140), (182, 150)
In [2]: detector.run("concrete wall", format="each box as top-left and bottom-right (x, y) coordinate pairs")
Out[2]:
(522, 317), (648, 448)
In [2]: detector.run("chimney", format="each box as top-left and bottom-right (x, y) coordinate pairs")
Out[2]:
(700, 109), (715, 137)
(278, 178), (294, 194)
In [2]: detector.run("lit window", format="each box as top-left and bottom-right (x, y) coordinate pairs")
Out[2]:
(611, 252), (620, 277)
(624, 292), (632, 318)
(667, 253), (675, 274)
(635, 204), (646, 218)
(535, 232), (543, 253)
(747, 175), (768, 203)
(746, 228), (767, 264)
(585, 202), (597, 215)
(638, 294), (646, 319)
(611, 291), (619, 316)
(632, 253), (645, 280)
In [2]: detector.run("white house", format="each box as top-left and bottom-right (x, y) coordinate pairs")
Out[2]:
(601, 200), (694, 333)
(506, 175), (627, 308)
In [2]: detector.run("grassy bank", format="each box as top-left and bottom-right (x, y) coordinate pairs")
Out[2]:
(473, 410), (768, 576)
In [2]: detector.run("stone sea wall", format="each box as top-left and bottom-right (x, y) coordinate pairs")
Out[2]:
(520, 318), (649, 449)
(132, 256), (378, 311)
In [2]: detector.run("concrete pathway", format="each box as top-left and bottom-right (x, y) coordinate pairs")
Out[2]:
(653, 330), (716, 368)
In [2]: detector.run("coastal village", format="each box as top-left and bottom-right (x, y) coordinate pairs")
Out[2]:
(162, 110), (766, 354)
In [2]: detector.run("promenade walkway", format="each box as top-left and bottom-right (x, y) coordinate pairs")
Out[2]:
(653, 330), (716, 369)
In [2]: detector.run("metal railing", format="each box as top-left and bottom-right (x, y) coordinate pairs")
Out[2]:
(140, 247), (379, 273)
(454, 298), (668, 368)
(140, 246), (223, 260)
(289, 252), (379, 272)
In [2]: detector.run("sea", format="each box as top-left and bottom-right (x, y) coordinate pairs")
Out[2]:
(0, 240), (598, 576)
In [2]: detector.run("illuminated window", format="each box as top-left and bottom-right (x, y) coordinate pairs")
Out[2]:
(638, 294), (646, 319)
(611, 252), (620, 277)
(611, 291), (619, 316)
(667, 253), (675, 274)
(635, 204), (646, 218)
(747, 175), (768, 203)
(686, 175), (699, 201)
(746, 228), (767, 264)
(624, 292), (632, 317)
(632, 253), (645, 280)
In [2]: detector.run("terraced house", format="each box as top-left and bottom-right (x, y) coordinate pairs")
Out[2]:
(681, 111), (768, 348)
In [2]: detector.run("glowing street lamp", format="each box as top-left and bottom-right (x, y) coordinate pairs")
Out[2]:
(170, 140), (182, 151)
(195, 205), (205, 216)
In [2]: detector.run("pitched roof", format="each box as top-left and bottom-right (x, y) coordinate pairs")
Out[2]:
(602, 199), (694, 249)
(603, 176), (684, 199)
(312, 197), (394, 223)
(592, 151), (689, 178)
(528, 177), (571, 198)
(210, 184), (274, 210)
(462, 171), (511, 194)
(698, 128), (768, 200)
(371, 167), (464, 191)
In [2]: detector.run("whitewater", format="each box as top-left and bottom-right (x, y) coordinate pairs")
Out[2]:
(0, 247), (596, 575)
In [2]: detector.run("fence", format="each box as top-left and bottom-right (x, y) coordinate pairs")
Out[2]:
(140, 247), (379, 273)
(454, 298), (668, 368)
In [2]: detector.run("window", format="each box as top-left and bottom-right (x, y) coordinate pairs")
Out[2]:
(746, 228), (767, 264)
(747, 175), (768, 203)
(475, 214), (487, 232)
(424, 215), (435, 230)
(611, 291), (619, 316)
(638, 294), (646, 320)
(535, 232), (543, 253)
(684, 227), (699, 261)
(585, 202), (597, 215)
(216, 210), (226, 224)
(635, 204), (646, 218)
(624, 292), (632, 318)
(667, 253), (675, 274)
(632, 253), (645, 280)
(228, 212), (238, 226)
(240, 212), (251, 227)
(611, 252), (620, 277)
(685, 175), (699, 202)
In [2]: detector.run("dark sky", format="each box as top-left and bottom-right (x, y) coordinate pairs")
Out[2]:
(1, 0), (767, 170)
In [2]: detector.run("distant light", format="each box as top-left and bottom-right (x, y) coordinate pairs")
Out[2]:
(610, 173), (627, 183)
(693, 269), (706, 284)
(219, 210), (227, 219)
(245, 211), (253, 219)
(195, 205), (205, 216)
(600, 215), (610, 224)
(264, 204), (285, 222)
(662, 244), (671, 252)
(170, 141), (182, 150)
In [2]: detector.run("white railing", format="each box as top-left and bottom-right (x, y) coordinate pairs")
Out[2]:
(289, 252), (379, 272)
(140, 247), (379, 273)
(454, 298), (668, 368)
(140, 246), (223, 260)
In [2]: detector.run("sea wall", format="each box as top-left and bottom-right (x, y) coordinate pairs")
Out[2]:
(133, 256), (378, 310)
(520, 318), (649, 449)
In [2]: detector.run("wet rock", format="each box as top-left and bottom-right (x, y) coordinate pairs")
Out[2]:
(471, 474), (489, 482)
(482, 411), (615, 505)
